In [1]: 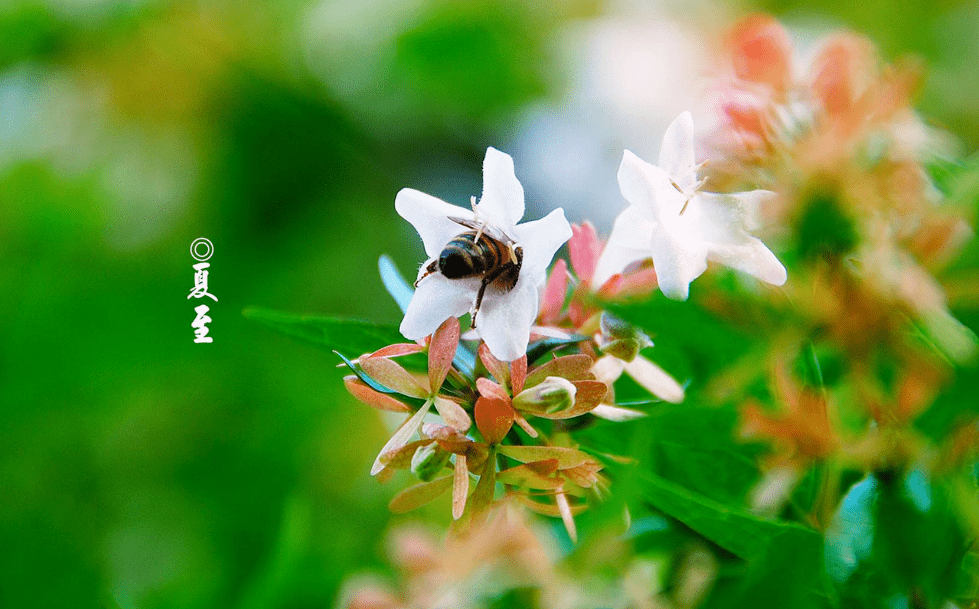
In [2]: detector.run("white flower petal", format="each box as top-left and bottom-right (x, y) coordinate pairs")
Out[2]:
(477, 147), (525, 230)
(396, 188), (475, 259)
(648, 220), (708, 301)
(698, 193), (787, 286)
(657, 111), (697, 191)
(511, 208), (573, 279)
(592, 206), (654, 287)
(400, 273), (480, 340)
(618, 150), (685, 222)
(622, 355), (685, 403)
(475, 277), (539, 361)
(591, 403), (648, 422)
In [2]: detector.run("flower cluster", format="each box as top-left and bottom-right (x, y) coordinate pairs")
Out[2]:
(338, 108), (796, 535)
(305, 11), (979, 609)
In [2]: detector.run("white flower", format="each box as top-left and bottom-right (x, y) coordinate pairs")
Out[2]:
(593, 111), (787, 300)
(396, 147), (572, 361)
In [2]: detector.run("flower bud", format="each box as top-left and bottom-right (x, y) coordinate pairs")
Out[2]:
(410, 442), (451, 481)
(513, 376), (577, 414)
(598, 312), (652, 362)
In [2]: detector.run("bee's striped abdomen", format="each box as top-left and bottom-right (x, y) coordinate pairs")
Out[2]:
(438, 231), (505, 279)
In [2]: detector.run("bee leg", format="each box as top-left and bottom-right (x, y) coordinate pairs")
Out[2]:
(413, 260), (439, 288)
(469, 262), (516, 329)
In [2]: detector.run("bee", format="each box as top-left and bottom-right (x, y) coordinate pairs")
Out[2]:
(415, 217), (523, 328)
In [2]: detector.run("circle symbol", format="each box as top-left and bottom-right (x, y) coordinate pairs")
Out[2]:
(190, 238), (214, 261)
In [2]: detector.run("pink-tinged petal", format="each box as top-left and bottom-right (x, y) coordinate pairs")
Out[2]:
(476, 277), (538, 362)
(476, 377), (511, 403)
(698, 192), (787, 286)
(511, 208), (573, 280)
(344, 376), (412, 413)
(360, 356), (428, 398)
(474, 397), (514, 445)
(478, 343), (509, 387)
(400, 273), (479, 341)
(428, 317), (460, 393)
(658, 112), (698, 191)
(569, 222), (602, 282)
(726, 14), (793, 91)
(510, 355), (527, 395)
(395, 188), (475, 259)
(452, 454), (469, 520)
(367, 343), (426, 359)
(622, 355), (685, 403)
(592, 206), (655, 288)
(538, 258), (568, 323)
(477, 147), (525, 230)
(648, 219), (709, 301)
(434, 396), (471, 431)
(606, 266), (659, 298)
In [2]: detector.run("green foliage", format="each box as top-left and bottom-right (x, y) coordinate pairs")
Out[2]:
(244, 307), (404, 357)
(637, 473), (833, 609)
(795, 190), (859, 263)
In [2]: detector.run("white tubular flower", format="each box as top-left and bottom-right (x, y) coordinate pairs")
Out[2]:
(397, 147), (573, 361)
(593, 111), (787, 300)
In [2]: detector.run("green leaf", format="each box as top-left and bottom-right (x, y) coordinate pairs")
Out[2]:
(244, 307), (403, 356)
(598, 404), (763, 504)
(637, 472), (833, 609)
(612, 295), (758, 388)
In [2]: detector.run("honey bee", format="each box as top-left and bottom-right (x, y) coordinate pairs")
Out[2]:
(415, 217), (523, 328)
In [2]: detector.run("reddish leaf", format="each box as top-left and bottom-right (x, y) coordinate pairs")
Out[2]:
(344, 376), (412, 413)
(497, 460), (563, 490)
(367, 343), (425, 359)
(497, 444), (595, 469)
(478, 343), (509, 387)
(511, 355), (527, 395)
(434, 396), (471, 431)
(526, 354), (595, 387)
(428, 317), (460, 393)
(513, 493), (588, 518)
(380, 438), (434, 469)
(512, 411), (539, 438)
(360, 356), (428, 398)
(474, 397), (514, 445)
(476, 377), (511, 403)
(452, 455), (469, 520)
(388, 476), (454, 514)
(532, 380), (608, 420)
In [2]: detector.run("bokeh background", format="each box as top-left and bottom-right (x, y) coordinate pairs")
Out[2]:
(3, 0), (979, 607)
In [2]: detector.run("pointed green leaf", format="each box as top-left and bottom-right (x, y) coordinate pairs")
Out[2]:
(245, 307), (403, 355)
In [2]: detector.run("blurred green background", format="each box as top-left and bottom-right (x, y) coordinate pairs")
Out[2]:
(2, 0), (978, 607)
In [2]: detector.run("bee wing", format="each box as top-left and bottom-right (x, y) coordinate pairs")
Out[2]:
(447, 216), (514, 245)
